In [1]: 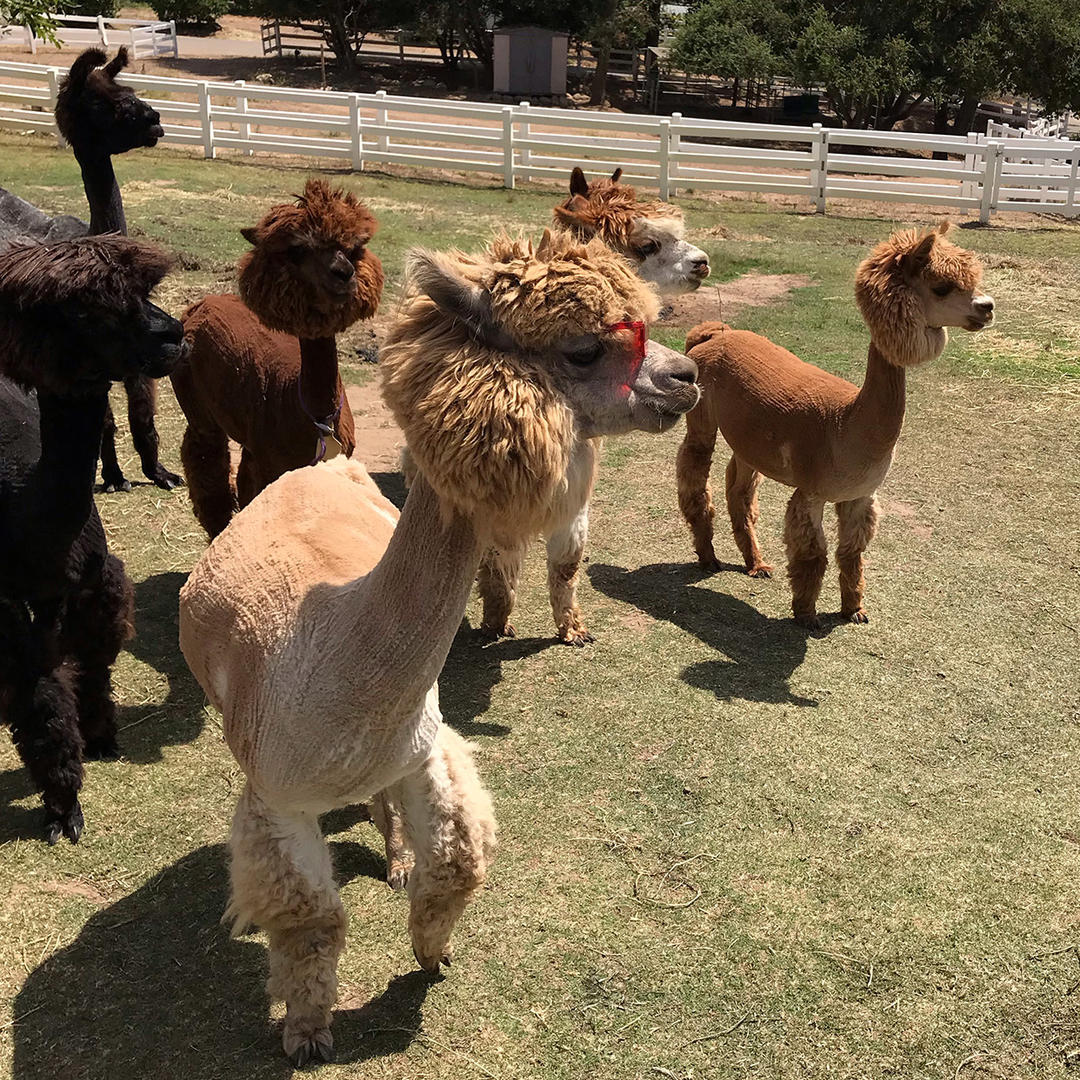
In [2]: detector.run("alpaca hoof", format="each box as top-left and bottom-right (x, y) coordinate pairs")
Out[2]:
(559, 628), (594, 647)
(748, 564), (773, 579)
(794, 613), (822, 632)
(84, 735), (121, 761)
(45, 801), (84, 845)
(151, 467), (184, 491)
(845, 608), (870, 624)
(477, 622), (515, 642)
(102, 476), (132, 494)
(697, 555), (721, 573)
(387, 864), (409, 891)
(282, 1024), (334, 1066)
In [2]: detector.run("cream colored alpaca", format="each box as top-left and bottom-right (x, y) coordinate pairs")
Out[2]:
(476, 168), (711, 646)
(676, 223), (995, 626)
(178, 229), (699, 1065)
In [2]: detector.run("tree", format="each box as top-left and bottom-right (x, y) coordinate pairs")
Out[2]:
(251, 0), (413, 68)
(2, 0), (59, 45)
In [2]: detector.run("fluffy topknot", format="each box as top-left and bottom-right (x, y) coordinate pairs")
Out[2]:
(238, 178), (383, 338)
(855, 223), (985, 367)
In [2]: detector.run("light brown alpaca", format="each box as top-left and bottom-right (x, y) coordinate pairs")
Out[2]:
(178, 229), (699, 1065)
(473, 167), (711, 646)
(172, 179), (383, 538)
(676, 223), (995, 626)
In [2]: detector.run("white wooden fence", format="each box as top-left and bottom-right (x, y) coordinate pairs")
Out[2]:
(0, 59), (1077, 221)
(0, 14), (178, 59)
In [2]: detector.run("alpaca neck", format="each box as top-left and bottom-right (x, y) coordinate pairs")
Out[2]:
(298, 336), (341, 428)
(348, 472), (483, 710)
(76, 151), (126, 235)
(849, 341), (907, 456)
(34, 388), (108, 543)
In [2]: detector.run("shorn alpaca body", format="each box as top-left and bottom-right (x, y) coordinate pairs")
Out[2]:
(476, 167), (711, 645)
(172, 179), (383, 538)
(677, 223), (994, 626)
(0, 236), (186, 842)
(54, 47), (182, 494)
(178, 230), (699, 1064)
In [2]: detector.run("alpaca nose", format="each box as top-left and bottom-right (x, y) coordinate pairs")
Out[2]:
(974, 295), (995, 314)
(331, 252), (355, 282)
(657, 354), (698, 390)
(690, 254), (710, 278)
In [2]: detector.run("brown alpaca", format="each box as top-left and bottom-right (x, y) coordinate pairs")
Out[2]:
(676, 223), (995, 626)
(471, 167), (711, 646)
(178, 230), (699, 1064)
(171, 179), (383, 538)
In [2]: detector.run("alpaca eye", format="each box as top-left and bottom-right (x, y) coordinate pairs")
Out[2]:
(637, 240), (660, 258)
(564, 340), (603, 366)
(932, 283), (953, 297)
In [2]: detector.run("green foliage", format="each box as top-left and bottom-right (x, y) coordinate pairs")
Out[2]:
(0, 0), (60, 43)
(152, 0), (229, 25)
(251, 0), (413, 66)
(59, 0), (120, 16)
(671, 0), (796, 82)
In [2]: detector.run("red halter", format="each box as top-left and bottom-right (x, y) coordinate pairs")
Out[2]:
(605, 320), (647, 389)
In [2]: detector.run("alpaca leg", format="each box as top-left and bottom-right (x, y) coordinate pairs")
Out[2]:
(547, 505), (593, 646)
(398, 726), (497, 974)
(783, 489), (828, 627)
(236, 448), (264, 512)
(225, 783), (345, 1066)
(99, 399), (130, 493)
(369, 787), (412, 891)
(65, 554), (134, 760)
(676, 409), (721, 570)
(835, 495), (880, 624)
(477, 544), (526, 639)
(725, 455), (772, 577)
(181, 423), (235, 540)
(9, 663), (85, 844)
(125, 375), (182, 491)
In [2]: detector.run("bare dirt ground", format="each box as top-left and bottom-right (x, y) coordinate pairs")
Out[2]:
(657, 272), (813, 329)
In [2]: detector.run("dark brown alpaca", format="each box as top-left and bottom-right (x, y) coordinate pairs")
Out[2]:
(172, 179), (383, 538)
(54, 46), (182, 494)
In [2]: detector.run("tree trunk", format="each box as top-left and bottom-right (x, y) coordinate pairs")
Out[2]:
(646, 0), (661, 47)
(951, 95), (981, 135)
(589, 0), (619, 107)
(324, 13), (356, 69)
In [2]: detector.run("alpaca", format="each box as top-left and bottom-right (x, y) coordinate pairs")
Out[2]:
(54, 46), (182, 494)
(554, 167), (711, 294)
(676, 223), (995, 626)
(178, 229), (699, 1064)
(0, 235), (187, 843)
(473, 167), (711, 645)
(172, 179), (383, 539)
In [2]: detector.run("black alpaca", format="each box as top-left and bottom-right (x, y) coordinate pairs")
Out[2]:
(0, 235), (186, 843)
(54, 47), (183, 494)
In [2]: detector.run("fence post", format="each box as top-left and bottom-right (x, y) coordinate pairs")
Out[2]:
(1067, 149), (1079, 215)
(398, 29), (405, 64)
(349, 93), (363, 171)
(129, 27), (137, 56)
(197, 81), (215, 159)
(658, 118), (671, 200)
(962, 131), (978, 203)
(374, 89), (388, 155)
(234, 80), (253, 157)
(518, 101), (531, 182)
(25, 23), (36, 54)
(502, 106), (515, 190)
(97, 15), (107, 46)
(810, 122), (827, 213)
(979, 142), (1001, 223)
(47, 67), (63, 146)
(669, 111), (681, 198)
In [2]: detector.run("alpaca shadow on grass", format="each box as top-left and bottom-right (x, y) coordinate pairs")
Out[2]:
(0, 767), (42, 844)
(12, 841), (433, 1080)
(116, 570), (206, 764)
(588, 562), (839, 707)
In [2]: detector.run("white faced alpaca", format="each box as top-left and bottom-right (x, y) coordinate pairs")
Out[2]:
(553, 166), (710, 295)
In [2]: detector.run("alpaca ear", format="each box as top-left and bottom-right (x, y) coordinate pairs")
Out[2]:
(553, 197), (589, 230)
(937, 220), (953, 235)
(104, 47), (129, 78)
(610, 167), (623, 183)
(569, 167), (589, 197)
(407, 249), (510, 349)
(240, 226), (259, 245)
(903, 232), (936, 272)
(64, 48), (108, 94)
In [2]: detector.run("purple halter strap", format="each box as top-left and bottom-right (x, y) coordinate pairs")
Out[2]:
(298, 384), (345, 464)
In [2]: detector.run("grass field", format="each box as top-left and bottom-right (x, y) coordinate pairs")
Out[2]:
(0, 132), (1078, 1080)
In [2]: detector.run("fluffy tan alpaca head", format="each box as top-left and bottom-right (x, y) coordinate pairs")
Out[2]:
(380, 229), (699, 547)
(855, 223), (995, 367)
(238, 178), (383, 339)
(553, 167), (710, 295)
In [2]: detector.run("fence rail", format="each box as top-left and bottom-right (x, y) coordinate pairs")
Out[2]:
(0, 14), (178, 59)
(0, 59), (1077, 220)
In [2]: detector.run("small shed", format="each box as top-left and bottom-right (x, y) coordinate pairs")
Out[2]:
(493, 26), (569, 97)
